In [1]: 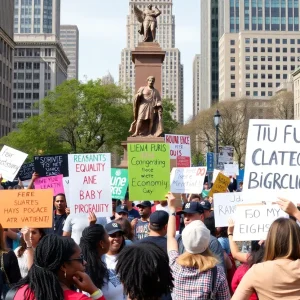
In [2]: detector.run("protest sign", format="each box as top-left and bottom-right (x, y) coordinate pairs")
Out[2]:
(212, 169), (220, 183)
(16, 162), (35, 181)
(34, 154), (69, 177)
(35, 174), (64, 196)
(176, 156), (191, 167)
(0, 190), (53, 228)
(170, 167), (207, 194)
(63, 177), (70, 202)
(233, 204), (288, 241)
(243, 119), (300, 203)
(165, 134), (191, 166)
(224, 163), (239, 176)
(209, 172), (230, 197)
(111, 168), (128, 200)
(68, 153), (112, 217)
(0, 146), (28, 182)
(128, 143), (170, 200)
(218, 146), (234, 164)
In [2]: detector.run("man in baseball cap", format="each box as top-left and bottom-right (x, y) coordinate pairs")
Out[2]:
(133, 201), (152, 240)
(116, 205), (129, 219)
(200, 200), (212, 219)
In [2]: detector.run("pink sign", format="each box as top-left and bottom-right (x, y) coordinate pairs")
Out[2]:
(176, 156), (191, 168)
(35, 174), (64, 196)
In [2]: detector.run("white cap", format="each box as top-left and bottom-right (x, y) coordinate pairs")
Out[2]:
(182, 220), (210, 254)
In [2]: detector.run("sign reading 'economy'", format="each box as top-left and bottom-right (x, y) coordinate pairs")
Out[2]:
(128, 143), (170, 200)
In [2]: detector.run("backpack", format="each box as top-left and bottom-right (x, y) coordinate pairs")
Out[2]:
(209, 266), (217, 300)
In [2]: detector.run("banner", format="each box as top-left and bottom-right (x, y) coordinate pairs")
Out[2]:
(243, 119), (300, 202)
(165, 134), (191, 166)
(16, 162), (35, 181)
(209, 172), (230, 197)
(224, 163), (239, 176)
(128, 143), (170, 200)
(111, 168), (128, 200)
(34, 154), (69, 177)
(35, 175), (64, 196)
(0, 190), (53, 228)
(233, 204), (288, 241)
(170, 167), (207, 194)
(0, 146), (28, 182)
(68, 153), (112, 217)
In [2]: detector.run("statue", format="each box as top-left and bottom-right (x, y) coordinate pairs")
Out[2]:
(134, 4), (161, 42)
(129, 76), (163, 137)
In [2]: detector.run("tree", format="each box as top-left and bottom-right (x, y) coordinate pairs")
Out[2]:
(162, 98), (179, 134)
(271, 91), (294, 120)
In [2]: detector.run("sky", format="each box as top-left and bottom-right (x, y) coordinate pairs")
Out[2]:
(61, 0), (200, 122)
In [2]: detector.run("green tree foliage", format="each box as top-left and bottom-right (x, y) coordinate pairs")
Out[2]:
(162, 98), (179, 134)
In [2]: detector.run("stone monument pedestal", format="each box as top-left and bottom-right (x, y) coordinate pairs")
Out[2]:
(132, 42), (165, 95)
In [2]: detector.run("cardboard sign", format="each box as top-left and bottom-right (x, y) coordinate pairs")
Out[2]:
(68, 153), (112, 217)
(224, 163), (239, 176)
(128, 143), (170, 200)
(165, 134), (191, 166)
(0, 190), (53, 228)
(35, 175), (64, 196)
(209, 173), (230, 197)
(0, 146), (28, 182)
(176, 156), (191, 167)
(170, 167), (207, 194)
(233, 204), (288, 241)
(218, 146), (234, 164)
(16, 162), (35, 181)
(63, 177), (70, 202)
(111, 168), (128, 200)
(243, 119), (300, 203)
(34, 154), (69, 177)
(212, 169), (220, 183)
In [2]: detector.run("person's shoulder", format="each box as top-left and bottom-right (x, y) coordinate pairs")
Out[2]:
(64, 290), (91, 299)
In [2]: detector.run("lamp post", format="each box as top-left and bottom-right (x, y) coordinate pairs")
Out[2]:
(214, 110), (221, 168)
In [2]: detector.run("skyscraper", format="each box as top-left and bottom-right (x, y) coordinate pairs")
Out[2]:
(119, 0), (184, 124)
(60, 25), (79, 80)
(13, 0), (69, 127)
(219, 0), (300, 103)
(0, 0), (14, 137)
(199, 0), (219, 111)
(193, 54), (201, 116)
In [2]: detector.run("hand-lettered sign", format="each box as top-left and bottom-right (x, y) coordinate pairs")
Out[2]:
(111, 168), (128, 200)
(34, 154), (69, 177)
(34, 174), (64, 196)
(209, 173), (230, 197)
(16, 162), (35, 181)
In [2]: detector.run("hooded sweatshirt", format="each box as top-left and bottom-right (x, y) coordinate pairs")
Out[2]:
(232, 259), (300, 300)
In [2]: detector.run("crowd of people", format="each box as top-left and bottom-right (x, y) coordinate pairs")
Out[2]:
(1, 172), (300, 299)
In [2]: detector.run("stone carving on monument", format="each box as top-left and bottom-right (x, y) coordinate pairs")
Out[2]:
(134, 4), (161, 42)
(129, 76), (163, 138)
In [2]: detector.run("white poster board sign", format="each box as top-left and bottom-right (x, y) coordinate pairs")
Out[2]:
(219, 146), (234, 164)
(233, 204), (288, 241)
(212, 169), (221, 183)
(68, 153), (112, 217)
(224, 163), (239, 176)
(243, 119), (300, 203)
(165, 134), (191, 163)
(170, 167), (207, 194)
(63, 177), (70, 203)
(0, 146), (28, 181)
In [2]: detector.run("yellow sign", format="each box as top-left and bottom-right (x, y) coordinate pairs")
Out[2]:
(209, 173), (231, 197)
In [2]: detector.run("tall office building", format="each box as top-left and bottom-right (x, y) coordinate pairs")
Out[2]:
(193, 54), (201, 116)
(219, 0), (300, 103)
(199, 0), (219, 111)
(119, 0), (184, 124)
(13, 0), (69, 127)
(60, 25), (79, 80)
(0, 0), (15, 137)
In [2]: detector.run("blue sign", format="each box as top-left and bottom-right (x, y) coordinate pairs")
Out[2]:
(206, 152), (214, 172)
(237, 169), (244, 185)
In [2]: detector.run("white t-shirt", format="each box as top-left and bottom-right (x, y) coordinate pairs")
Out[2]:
(102, 254), (126, 300)
(156, 204), (170, 213)
(63, 214), (110, 245)
(14, 247), (28, 278)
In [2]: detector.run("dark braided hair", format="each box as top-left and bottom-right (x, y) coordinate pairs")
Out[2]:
(116, 242), (173, 300)
(79, 225), (108, 289)
(13, 234), (77, 300)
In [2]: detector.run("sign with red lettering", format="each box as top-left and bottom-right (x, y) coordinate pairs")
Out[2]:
(165, 134), (191, 166)
(176, 156), (191, 167)
(68, 153), (112, 217)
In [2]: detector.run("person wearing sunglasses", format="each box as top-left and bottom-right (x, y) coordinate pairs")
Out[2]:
(102, 222), (126, 300)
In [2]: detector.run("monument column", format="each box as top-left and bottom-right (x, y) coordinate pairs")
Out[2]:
(132, 42), (165, 95)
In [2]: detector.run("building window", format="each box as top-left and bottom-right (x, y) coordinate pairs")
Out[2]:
(261, 74), (266, 79)
(283, 48), (288, 53)
(254, 91), (258, 96)
(245, 38), (250, 44)
(268, 65), (273, 70)
(230, 40), (235, 45)
(253, 56), (258, 61)
(268, 56), (272, 61)
(231, 74), (235, 80)
(246, 82), (250, 87)
(230, 48), (235, 53)
(231, 92), (235, 97)
(276, 39), (280, 44)
(245, 64), (250, 70)
(246, 91), (250, 96)
(268, 91), (273, 96)
(283, 39), (287, 44)
(283, 56), (287, 61)
(261, 82), (266, 87)
(230, 57), (235, 62)
(253, 38), (258, 43)
(283, 74), (288, 79)
(268, 74), (272, 79)
(260, 65), (264, 70)
(231, 66), (235, 71)
(261, 91), (266, 96)
(246, 73), (250, 79)
(253, 47), (258, 52)
(268, 83), (273, 88)
(253, 82), (258, 87)
(261, 56), (266, 61)
(276, 65), (280, 70)
(268, 47), (272, 52)
(253, 74), (258, 79)
(261, 47), (265, 52)
(245, 47), (250, 52)
(261, 38), (265, 43)
(246, 56), (250, 61)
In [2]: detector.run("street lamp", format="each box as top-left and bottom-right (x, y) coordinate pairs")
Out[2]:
(214, 110), (221, 168)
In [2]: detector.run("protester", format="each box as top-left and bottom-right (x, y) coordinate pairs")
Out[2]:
(79, 225), (110, 291)
(132, 201), (152, 240)
(137, 210), (169, 253)
(152, 200), (170, 213)
(227, 175), (237, 192)
(116, 243), (173, 300)
(121, 194), (140, 220)
(166, 192), (230, 299)
(15, 227), (46, 278)
(200, 200), (211, 219)
(237, 181), (243, 192)
(115, 205), (129, 219)
(115, 218), (134, 243)
(12, 234), (105, 300)
(201, 182), (210, 198)
(216, 227), (230, 255)
(102, 222), (126, 300)
(189, 194), (202, 202)
(232, 217), (300, 299)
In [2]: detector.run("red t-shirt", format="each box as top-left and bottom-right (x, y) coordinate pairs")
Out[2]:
(14, 285), (105, 300)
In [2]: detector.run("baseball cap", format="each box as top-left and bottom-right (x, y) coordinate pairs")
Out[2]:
(200, 200), (211, 211)
(137, 201), (152, 208)
(182, 220), (210, 254)
(177, 202), (204, 215)
(105, 222), (124, 235)
(116, 205), (129, 214)
(150, 211), (169, 230)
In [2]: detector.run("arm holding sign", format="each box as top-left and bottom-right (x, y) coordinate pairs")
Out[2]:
(166, 192), (178, 253)
(21, 227), (34, 271)
(28, 172), (39, 189)
(277, 198), (300, 222)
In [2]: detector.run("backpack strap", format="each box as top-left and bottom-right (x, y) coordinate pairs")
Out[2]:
(209, 266), (217, 300)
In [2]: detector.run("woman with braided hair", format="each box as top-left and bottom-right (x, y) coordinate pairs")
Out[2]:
(12, 234), (105, 300)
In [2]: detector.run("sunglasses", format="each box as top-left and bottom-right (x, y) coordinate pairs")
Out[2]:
(67, 254), (85, 264)
(109, 232), (123, 238)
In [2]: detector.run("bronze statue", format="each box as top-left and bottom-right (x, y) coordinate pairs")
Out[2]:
(129, 76), (163, 137)
(134, 4), (161, 42)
